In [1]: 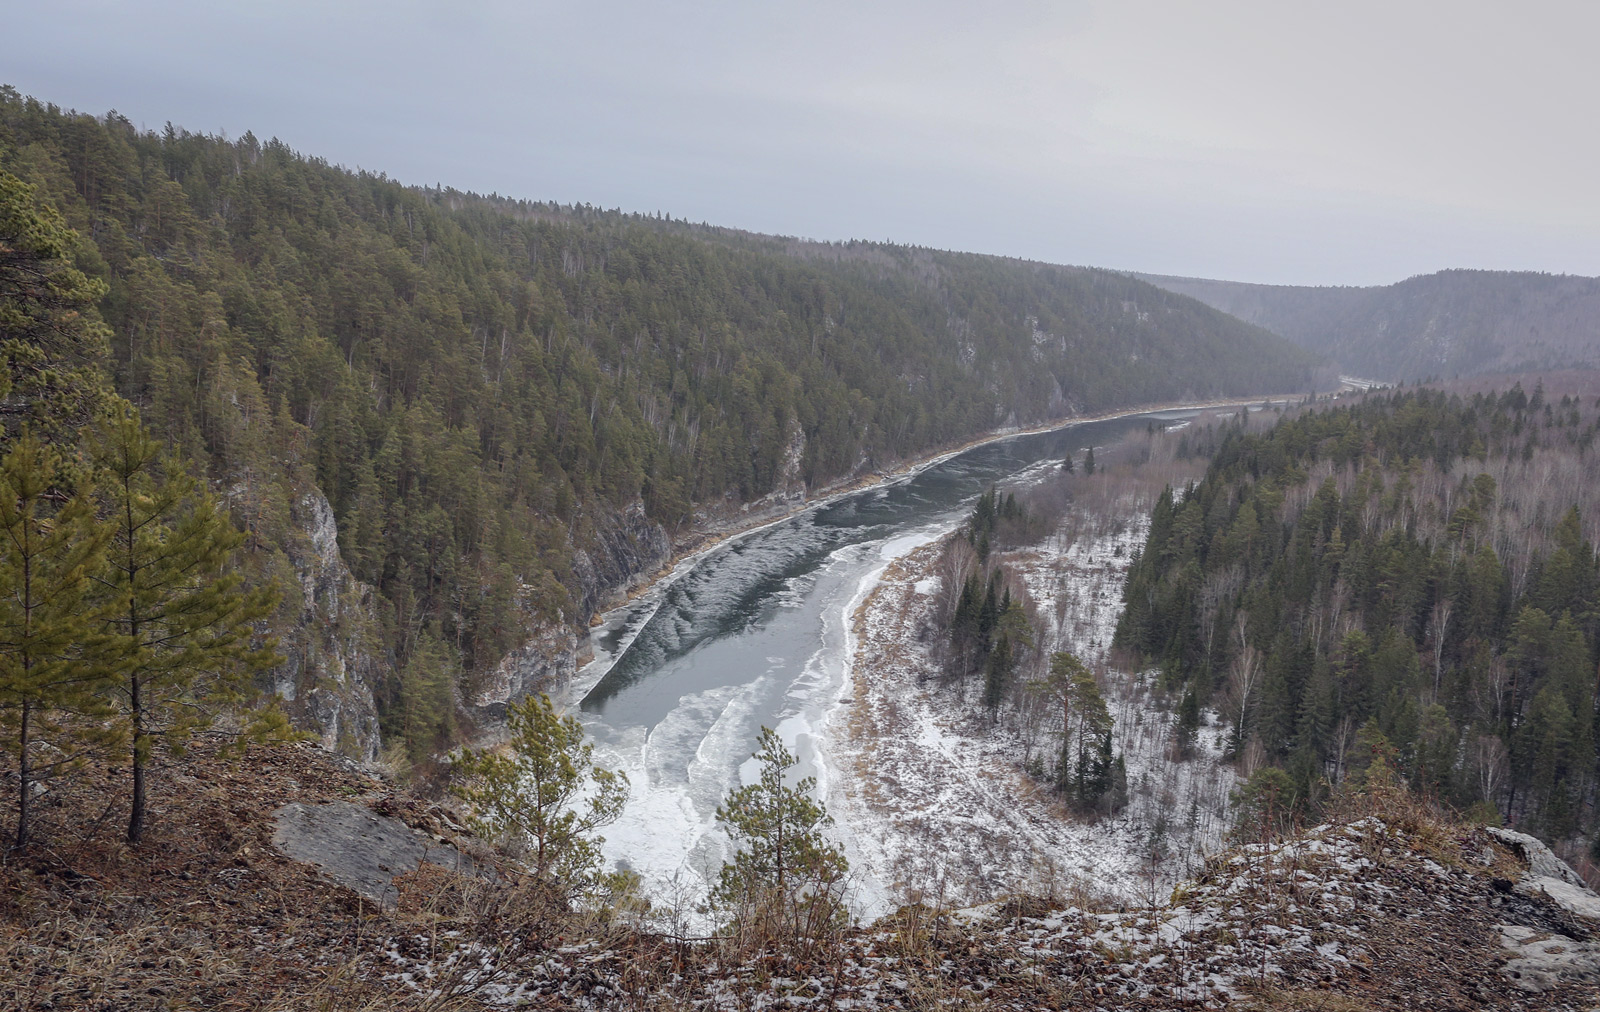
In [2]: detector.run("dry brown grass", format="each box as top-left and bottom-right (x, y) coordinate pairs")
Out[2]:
(0, 737), (618, 1011)
(1240, 987), (1386, 1011)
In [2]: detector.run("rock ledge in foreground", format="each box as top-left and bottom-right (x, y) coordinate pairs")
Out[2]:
(271, 800), (481, 907)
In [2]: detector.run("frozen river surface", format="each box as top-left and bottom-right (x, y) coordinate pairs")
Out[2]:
(563, 410), (1199, 910)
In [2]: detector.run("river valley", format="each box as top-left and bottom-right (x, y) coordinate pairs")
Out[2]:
(560, 408), (1221, 917)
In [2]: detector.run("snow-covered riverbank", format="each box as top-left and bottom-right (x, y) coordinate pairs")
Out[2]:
(564, 404), (1259, 927)
(824, 498), (1239, 918)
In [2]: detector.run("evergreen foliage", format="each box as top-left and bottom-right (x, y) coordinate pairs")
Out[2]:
(0, 168), (114, 440)
(0, 168), (285, 849)
(450, 692), (628, 894)
(1115, 387), (1600, 844)
(0, 432), (115, 847)
(1033, 651), (1124, 812)
(94, 414), (281, 844)
(712, 727), (849, 948)
(0, 87), (1323, 757)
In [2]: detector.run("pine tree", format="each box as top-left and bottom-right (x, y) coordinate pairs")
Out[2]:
(984, 592), (1034, 715)
(1069, 666), (1115, 809)
(0, 433), (115, 848)
(1231, 765), (1297, 840)
(1036, 651), (1087, 786)
(450, 692), (627, 891)
(712, 727), (848, 947)
(1175, 686), (1201, 757)
(0, 169), (114, 442)
(1040, 652), (1116, 809)
(93, 415), (280, 845)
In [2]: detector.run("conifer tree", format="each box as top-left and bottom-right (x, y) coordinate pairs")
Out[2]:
(984, 592), (1033, 715)
(0, 433), (115, 848)
(1231, 765), (1297, 840)
(1035, 651), (1087, 776)
(1175, 686), (1201, 757)
(93, 415), (279, 845)
(1068, 667), (1115, 809)
(450, 692), (627, 892)
(0, 169), (114, 442)
(713, 727), (848, 947)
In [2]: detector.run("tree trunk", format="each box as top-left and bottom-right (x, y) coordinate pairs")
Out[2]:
(14, 697), (30, 850)
(14, 549), (33, 851)
(127, 673), (144, 845)
(124, 498), (145, 846)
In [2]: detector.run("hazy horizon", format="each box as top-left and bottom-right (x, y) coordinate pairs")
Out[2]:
(6, 1), (1598, 287)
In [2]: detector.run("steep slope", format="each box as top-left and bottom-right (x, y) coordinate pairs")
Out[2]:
(1138, 269), (1600, 382)
(7, 735), (1595, 1009)
(0, 87), (1323, 758)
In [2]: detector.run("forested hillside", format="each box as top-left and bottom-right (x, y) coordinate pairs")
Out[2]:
(1139, 269), (1600, 383)
(1115, 384), (1600, 858)
(0, 86), (1323, 759)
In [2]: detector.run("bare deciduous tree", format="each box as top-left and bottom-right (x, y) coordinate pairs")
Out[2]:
(1428, 597), (1453, 697)
(1473, 733), (1510, 808)
(1223, 614), (1260, 756)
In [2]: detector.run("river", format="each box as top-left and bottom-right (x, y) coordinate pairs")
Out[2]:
(562, 407), (1208, 911)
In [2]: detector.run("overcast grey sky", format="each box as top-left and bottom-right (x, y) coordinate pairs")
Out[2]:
(6, 0), (1598, 285)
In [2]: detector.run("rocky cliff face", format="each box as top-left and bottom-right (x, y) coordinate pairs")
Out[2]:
(266, 490), (390, 762)
(570, 500), (673, 622)
(267, 490), (674, 753)
(465, 612), (585, 733)
(466, 501), (669, 739)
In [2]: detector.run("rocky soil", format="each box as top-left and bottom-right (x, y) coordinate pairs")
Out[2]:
(6, 711), (1600, 1009)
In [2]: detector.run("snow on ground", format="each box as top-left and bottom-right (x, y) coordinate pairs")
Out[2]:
(826, 499), (1237, 918)
(376, 801), (1591, 1008)
(1007, 508), (1238, 882)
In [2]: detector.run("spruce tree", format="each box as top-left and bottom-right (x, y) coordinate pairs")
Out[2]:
(1068, 665), (1115, 809)
(984, 593), (1034, 715)
(1175, 686), (1201, 757)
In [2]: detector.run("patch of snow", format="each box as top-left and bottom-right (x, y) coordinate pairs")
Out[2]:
(823, 497), (1238, 920)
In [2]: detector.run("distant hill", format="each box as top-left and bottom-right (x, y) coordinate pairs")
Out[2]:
(1135, 269), (1600, 382)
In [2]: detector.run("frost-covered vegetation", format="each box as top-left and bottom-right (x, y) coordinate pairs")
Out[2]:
(829, 412), (1288, 911)
(1118, 383), (1600, 875)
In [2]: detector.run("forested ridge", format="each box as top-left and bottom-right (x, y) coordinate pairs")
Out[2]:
(0, 86), (1322, 759)
(1139, 269), (1600, 383)
(1116, 384), (1600, 858)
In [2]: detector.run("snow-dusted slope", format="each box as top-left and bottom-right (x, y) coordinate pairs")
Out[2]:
(824, 499), (1238, 916)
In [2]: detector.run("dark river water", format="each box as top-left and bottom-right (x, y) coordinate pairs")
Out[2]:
(563, 408), (1203, 901)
